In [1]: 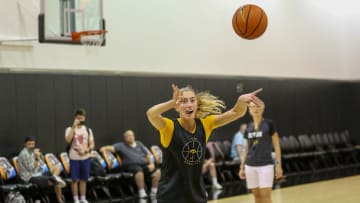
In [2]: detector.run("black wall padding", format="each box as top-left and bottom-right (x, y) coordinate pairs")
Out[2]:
(0, 73), (358, 156)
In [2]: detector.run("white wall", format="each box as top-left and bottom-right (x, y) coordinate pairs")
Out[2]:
(0, 0), (359, 80)
(345, 12), (360, 80)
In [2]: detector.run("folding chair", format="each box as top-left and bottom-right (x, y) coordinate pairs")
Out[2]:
(2, 157), (36, 202)
(101, 150), (135, 199)
(150, 145), (163, 166)
(58, 152), (98, 200)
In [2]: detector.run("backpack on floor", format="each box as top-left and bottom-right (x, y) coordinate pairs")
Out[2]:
(5, 191), (25, 203)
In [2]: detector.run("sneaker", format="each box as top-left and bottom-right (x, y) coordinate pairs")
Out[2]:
(53, 175), (66, 188)
(150, 191), (157, 199)
(80, 200), (89, 203)
(139, 199), (147, 203)
(212, 182), (223, 190)
(74, 200), (80, 203)
(212, 189), (223, 200)
(58, 196), (66, 203)
(139, 193), (147, 199)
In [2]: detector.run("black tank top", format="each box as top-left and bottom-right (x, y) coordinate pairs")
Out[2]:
(157, 118), (207, 203)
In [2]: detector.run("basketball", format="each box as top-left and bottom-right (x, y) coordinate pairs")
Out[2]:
(232, 4), (268, 40)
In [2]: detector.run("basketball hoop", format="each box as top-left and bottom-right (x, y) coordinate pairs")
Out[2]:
(71, 30), (107, 46)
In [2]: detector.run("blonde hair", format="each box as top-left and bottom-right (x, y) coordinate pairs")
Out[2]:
(181, 86), (226, 118)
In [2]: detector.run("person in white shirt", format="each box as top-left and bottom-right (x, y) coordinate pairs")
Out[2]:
(65, 108), (95, 203)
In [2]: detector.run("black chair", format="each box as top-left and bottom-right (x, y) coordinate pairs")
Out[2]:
(206, 142), (224, 167)
(297, 134), (318, 171)
(220, 140), (240, 182)
(150, 145), (163, 167)
(0, 157), (20, 203)
(1, 157), (37, 203)
(56, 152), (105, 201)
(333, 131), (359, 165)
(280, 136), (302, 175)
(318, 133), (341, 168)
(101, 150), (135, 199)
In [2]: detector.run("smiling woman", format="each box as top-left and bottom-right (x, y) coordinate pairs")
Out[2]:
(178, 86), (226, 120)
(146, 84), (263, 203)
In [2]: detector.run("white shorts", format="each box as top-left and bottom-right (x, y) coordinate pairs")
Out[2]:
(245, 164), (274, 189)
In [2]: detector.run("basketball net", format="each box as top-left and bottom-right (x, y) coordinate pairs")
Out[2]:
(71, 30), (107, 46)
(81, 35), (104, 46)
(78, 0), (105, 46)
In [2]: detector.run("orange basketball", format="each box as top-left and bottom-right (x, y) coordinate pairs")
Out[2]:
(232, 4), (268, 40)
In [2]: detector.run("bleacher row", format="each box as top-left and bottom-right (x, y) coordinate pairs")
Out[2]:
(1, 130), (359, 202)
(281, 131), (360, 175)
(0, 146), (163, 203)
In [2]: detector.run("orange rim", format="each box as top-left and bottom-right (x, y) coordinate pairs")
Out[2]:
(71, 30), (107, 42)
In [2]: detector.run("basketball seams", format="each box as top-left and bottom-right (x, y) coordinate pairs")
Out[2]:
(233, 5), (252, 37)
(233, 8), (244, 35)
(244, 5), (252, 36)
(245, 9), (265, 39)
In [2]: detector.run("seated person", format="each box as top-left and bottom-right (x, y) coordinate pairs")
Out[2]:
(100, 129), (161, 199)
(18, 136), (66, 203)
(203, 148), (222, 190)
(230, 123), (247, 160)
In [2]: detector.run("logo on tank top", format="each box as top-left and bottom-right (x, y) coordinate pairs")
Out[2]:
(182, 137), (203, 165)
(248, 131), (263, 145)
(247, 131), (263, 139)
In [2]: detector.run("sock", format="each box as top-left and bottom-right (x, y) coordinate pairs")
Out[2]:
(212, 177), (219, 185)
(151, 187), (158, 193)
(73, 195), (79, 201)
(80, 195), (86, 200)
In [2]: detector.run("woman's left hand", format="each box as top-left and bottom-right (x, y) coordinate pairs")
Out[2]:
(238, 88), (263, 106)
(275, 166), (283, 179)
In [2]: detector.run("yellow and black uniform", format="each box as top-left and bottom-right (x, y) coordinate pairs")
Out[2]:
(157, 115), (216, 203)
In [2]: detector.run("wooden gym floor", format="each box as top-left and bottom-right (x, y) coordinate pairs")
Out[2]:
(209, 175), (360, 203)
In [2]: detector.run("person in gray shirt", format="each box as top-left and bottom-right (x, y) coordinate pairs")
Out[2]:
(18, 136), (66, 203)
(100, 130), (161, 199)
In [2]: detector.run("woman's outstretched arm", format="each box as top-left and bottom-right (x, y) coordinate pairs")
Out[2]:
(214, 88), (263, 127)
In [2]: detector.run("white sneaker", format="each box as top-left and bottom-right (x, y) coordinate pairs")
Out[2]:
(80, 200), (89, 203)
(74, 200), (80, 203)
(53, 175), (66, 188)
(139, 193), (147, 199)
(212, 189), (222, 200)
(212, 182), (223, 190)
(150, 191), (157, 199)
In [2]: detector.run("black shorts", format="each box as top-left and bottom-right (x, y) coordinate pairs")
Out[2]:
(29, 175), (55, 188)
(123, 164), (158, 177)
